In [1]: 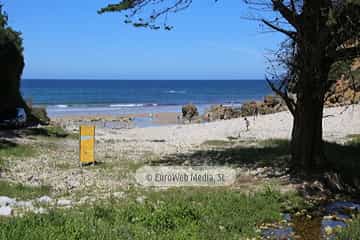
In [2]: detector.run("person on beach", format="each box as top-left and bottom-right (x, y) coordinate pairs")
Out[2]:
(244, 117), (250, 131)
(254, 105), (259, 121)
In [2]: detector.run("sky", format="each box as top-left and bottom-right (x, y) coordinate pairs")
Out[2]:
(3, 0), (284, 80)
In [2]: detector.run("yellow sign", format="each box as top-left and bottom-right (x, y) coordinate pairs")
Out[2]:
(80, 125), (95, 165)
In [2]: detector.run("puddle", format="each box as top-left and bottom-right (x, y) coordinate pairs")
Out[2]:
(261, 201), (360, 240)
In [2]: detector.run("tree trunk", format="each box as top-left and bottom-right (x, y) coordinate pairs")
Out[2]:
(291, 90), (326, 171)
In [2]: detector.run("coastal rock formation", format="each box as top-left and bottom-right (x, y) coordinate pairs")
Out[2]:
(203, 104), (241, 121)
(241, 75), (359, 117)
(325, 78), (360, 107)
(240, 95), (288, 117)
(182, 103), (199, 122)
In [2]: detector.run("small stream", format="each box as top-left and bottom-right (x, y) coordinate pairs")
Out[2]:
(262, 201), (360, 240)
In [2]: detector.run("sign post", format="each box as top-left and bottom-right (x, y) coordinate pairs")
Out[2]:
(79, 125), (95, 166)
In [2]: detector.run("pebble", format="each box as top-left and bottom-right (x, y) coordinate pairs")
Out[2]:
(57, 199), (72, 206)
(136, 196), (146, 204)
(113, 192), (125, 198)
(37, 196), (53, 204)
(33, 207), (47, 214)
(15, 201), (33, 208)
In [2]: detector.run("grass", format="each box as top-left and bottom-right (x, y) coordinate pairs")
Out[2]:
(0, 140), (36, 168)
(23, 125), (78, 139)
(0, 140), (35, 158)
(347, 134), (360, 144)
(0, 181), (50, 200)
(0, 188), (289, 240)
(336, 217), (360, 240)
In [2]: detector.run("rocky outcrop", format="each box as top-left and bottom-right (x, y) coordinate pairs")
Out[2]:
(182, 103), (199, 122)
(203, 104), (241, 121)
(240, 95), (288, 117)
(325, 78), (360, 107)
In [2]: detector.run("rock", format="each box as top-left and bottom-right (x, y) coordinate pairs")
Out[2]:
(325, 78), (360, 107)
(15, 201), (33, 208)
(324, 226), (333, 235)
(264, 95), (282, 107)
(203, 105), (241, 121)
(181, 103), (199, 122)
(0, 196), (16, 207)
(136, 196), (146, 204)
(65, 179), (80, 190)
(240, 96), (287, 117)
(57, 199), (72, 206)
(33, 207), (47, 214)
(112, 192), (125, 199)
(0, 206), (12, 216)
(324, 172), (344, 192)
(37, 196), (53, 204)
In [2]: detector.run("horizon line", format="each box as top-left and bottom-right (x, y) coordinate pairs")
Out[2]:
(22, 78), (266, 81)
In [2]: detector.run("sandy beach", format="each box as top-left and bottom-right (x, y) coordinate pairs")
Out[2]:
(69, 104), (360, 156)
(0, 104), (358, 201)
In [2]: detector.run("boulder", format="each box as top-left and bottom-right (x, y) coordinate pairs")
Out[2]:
(37, 196), (53, 204)
(57, 199), (72, 206)
(264, 95), (282, 108)
(0, 196), (16, 207)
(182, 103), (199, 122)
(204, 105), (241, 121)
(325, 76), (360, 107)
(0, 206), (12, 216)
(240, 97), (287, 117)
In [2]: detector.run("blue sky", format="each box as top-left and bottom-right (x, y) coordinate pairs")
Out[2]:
(3, 0), (284, 80)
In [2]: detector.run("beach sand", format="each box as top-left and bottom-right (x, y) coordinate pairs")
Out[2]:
(1, 104), (359, 197)
(88, 104), (360, 156)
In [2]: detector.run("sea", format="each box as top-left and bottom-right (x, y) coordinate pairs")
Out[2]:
(21, 80), (271, 117)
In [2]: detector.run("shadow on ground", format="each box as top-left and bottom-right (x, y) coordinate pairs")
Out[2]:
(150, 137), (360, 188)
(0, 125), (75, 139)
(153, 139), (291, 169)
(0, 139), (19, 149)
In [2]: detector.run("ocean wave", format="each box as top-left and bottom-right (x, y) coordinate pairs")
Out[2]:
(109, 104), (145, 108)
(166, 90), (187, 94)
(54, 104), (69, 108)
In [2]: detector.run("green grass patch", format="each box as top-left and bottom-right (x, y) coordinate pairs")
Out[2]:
(0, 140), (36, 167)
(0, 181), (50, 200)
(0, 140), (35, 158)
(347, 134), (360, 144)
(337, 216), (360, 240)
(23, 125), (78, 139)
(0, 188), (288, 239)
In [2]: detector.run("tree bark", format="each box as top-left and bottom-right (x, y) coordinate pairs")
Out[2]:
(291, 90), (325, 171)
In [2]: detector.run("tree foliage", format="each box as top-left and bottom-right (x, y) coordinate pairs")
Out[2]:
(0, 4), (31, 124)
(0, 4), (23, 54)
